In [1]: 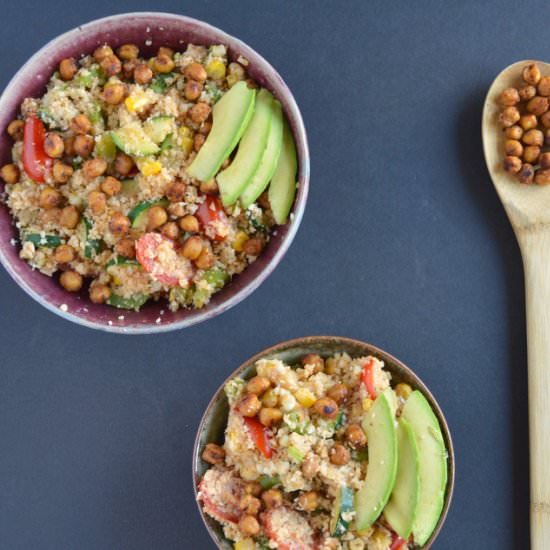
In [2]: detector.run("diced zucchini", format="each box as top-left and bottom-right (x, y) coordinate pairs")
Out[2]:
(259, 475), (281, 490)
(143, 116), (175, 144)
(111, 123), (159, 157)
(128, 199), (170, 231)
(288, 445), (304, 463)
(106, 256), (140, 268)
(150, 72), (176, 93)
(107, 293), (150, 310)
(160, 134), (173, 152)
(192, 267), (229, 308)
(24, 234), (62, 248)
(79, 217), (103, 259)
(330, 486), (354, 537)
(95, 134), (116, 161)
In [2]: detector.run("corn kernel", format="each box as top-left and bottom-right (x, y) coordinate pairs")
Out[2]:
(395, 383), (413, 400)
(233, 231), (249, 252)
(362, 398), (374, 412)
(181, 137), (194, 155)
(294, 388), (317, 408)
(125, 92), (150, 114)
(179, 126), (193, 139)
(206, 59), (226, 80)
(139, 160), (162, 176)
(111, 274), (122, 286)
(234, 539), (255, 550)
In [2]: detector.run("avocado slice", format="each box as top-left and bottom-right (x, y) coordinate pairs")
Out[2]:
(355, 389), (398, 530)
(240, 99), (284, 208)
(112, 123), (159, 157)
(187, 81), (256, 182)
(401, 391), (448, 546)
(217, 88), (273, 206)
(384, 417), (420, 539)
(143, 116), (175, 144)
(268, 120), (298, 224)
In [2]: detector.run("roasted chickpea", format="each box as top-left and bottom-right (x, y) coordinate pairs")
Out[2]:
(59, 205), (80, 229)
(499, 106), (520, 127)
(503, 156), (522, 174)
(246, 376), (271, 396)
(184, 62), (207, 82)
(54, 244), (76, 264)
(329, 443), (350, 466)
(147, 206), (168, 231)
(258, 407), (283, 427)
(504, 125), (523, 140)
(70, 114), (92, 135)
(161, 221), (180, 240)
(89, 283), (111, 304)
(103, 82), (126, 105)
(312, 397), (339, 419)
(39, 187), (62, 209)
(193, 133), (205, 152)
(88, 190), (106, 215)
(201, 443), (226, 465)
(179, 214), (199, 233)
(6, 119), (24, 141)
(346, 424), (367, 447)
(325, 357), (338, 374)
(195, 247), (215, 269)
(117, 43), (139, 61)
(59, 270), (83, 292)
(519, 114), (538, 131)
(498, 87), (519, 106)
(302, 354), (325, 373)
(64, 136), (76, 156)
(158, 46), (174, 58)
(188, 102), (211, 124)
(301, 455), (320, 479)
(535, 169), (550, 185)
(523, 146), (541, 164)
(134, 63), (153, 85)
(184, 80), (203, 101)
(538, 76), (550, 97)
(43, 133), (64, 158)
(523, 129), (544, 146)
(199, 179), (218, 194)
(100, 54), (122, 77)
(239, 494), (261, 516)
(153, 54), (175, 73)
(166, 180), (186, 202)
(517, 163), (535, 184)
(100, 176), (122, 196)
(93, 45), (113, 62)
(239, 515), (260, 537)
(541, 111), (550, 129)
(38, 207), (61, 224)
(297, 491), (319, 512)
(326, 383), (349, 404)
(122, 60), (138, 80)
(52, 161), (74, 184)
(199, 121), (212, 136)
(114, 237), (136, 259)
(243, 237), (263, 256)
(245, 482), (262, 497)
(182, 236), (203, 260)
(0, 164), (19, 184)
(540, 152), (550, 169)
(73, 134), (95, 158)
(504, 139), (523, 157)
(59, 58), (78, 80)
(83, 158), (108, 179)
(109, 212), (131, 235)
(523, 63), (541, 85)
(236, 393), (262, 417)
(114, 152), (134, 176)
(261, 489), (283, 509)
(527, 96), (549, 116)
(519, 85), (537, 101)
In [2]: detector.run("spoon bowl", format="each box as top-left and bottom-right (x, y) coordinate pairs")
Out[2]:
(482, 59), (550, 549)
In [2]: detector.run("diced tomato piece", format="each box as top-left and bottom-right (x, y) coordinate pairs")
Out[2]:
(198, 468), (245, 524)
(262, 507), (316, 550)
(390, 534), (408, 550)
(22, 115), (52, 183)
(196, 195), (229, 241)
(136, 232), (193, 287)
(362, 357), (377, 399)
(243, 416), (273, 459)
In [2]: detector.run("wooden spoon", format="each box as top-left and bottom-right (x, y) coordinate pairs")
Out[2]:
(483, 60), (550, 548)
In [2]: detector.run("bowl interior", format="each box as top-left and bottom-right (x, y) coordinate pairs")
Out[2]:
(193, 336), (455, 549)
(0, 13), (309, 333)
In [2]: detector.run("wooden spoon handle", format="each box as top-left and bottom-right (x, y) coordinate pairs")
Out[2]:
(522, 230), (550, 548)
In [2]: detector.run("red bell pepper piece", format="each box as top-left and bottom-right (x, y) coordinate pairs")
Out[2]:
(196, 195), (228, 241)
(22, 115), (52, 183)
(390, 534), (407, 550)
(362, 357), (377, 399)
(243, 416), (273, 459)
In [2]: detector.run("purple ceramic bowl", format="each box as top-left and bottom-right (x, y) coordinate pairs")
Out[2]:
(0, 12), (309, 334)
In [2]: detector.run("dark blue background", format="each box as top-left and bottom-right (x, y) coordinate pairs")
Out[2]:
(0, 1), (536, 548)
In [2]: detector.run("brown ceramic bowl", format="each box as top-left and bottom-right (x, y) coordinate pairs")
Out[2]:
(0, 12), (309, 333)
(193, 336), (455, 549)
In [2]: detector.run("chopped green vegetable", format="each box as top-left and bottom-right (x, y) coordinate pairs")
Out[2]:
(283, 411), (310, 435)
(333, 410), (346, 431)
(24, 234), (62, 248)
(107, 293), (149, 310)
(88, 103), (103, 124)
(150, 72), (176, 93)
(37, 109), (58, 129)
(160, 133), (173, 152)
(288, 445), (305, 463)
(106, 256), (140, 268)
(352, 448), (369, 462)
(76, 67), (106, 88)
(224, 378), (246, 404)
(80, 217), (103, 259)
(192, 268), (229, 308)
(259, 475), (281, 490)
(95, 134), (116, 161)
(205, 82), (223, 103)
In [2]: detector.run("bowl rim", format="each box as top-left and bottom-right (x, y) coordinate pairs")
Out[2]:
(192, 335), (455, 549)
(0, 12), (310, 334)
